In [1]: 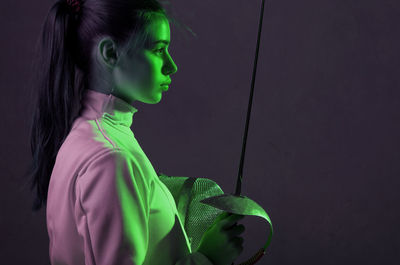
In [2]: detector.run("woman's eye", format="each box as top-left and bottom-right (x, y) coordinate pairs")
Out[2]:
(155, 48), (165, 54)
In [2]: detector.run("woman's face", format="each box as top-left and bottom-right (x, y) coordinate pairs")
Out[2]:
(112, 16), (178, 104)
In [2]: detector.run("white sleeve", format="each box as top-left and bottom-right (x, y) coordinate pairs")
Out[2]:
(75, 149), (151, 265)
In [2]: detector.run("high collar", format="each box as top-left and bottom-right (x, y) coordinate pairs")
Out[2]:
(79, 89), (138, 127)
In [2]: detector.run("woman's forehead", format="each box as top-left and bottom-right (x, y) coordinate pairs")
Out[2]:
(145, 16), (171, 44)
(124, 15), (170, 54)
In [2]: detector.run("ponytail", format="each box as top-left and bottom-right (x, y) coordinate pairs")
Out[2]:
(26, 2), (84, 212)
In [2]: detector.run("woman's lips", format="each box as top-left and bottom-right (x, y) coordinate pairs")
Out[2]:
(160, 79), (171, 86)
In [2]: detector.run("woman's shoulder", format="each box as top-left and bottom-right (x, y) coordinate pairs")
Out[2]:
(55, 124), (130, 178)
(76, 148), (153, 195)
(58, 116), (126, 163)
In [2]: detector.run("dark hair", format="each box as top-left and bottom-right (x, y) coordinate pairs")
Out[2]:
(23, 0), (191, 212)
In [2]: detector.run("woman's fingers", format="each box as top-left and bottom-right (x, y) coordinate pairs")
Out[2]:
(228, 224), (245, 236)
(231, 236), (244, 246)
(220, 214), (245, 230)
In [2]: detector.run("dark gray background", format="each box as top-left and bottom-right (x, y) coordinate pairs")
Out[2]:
(1, 0), (399, 264)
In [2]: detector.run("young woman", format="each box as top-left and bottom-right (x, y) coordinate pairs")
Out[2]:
(26, 0), (245, 264)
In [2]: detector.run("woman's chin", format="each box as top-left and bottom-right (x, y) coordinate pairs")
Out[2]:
(143, 94), (162, 104)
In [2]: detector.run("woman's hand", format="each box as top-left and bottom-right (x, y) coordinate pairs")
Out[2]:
(196, 212), (246, 265)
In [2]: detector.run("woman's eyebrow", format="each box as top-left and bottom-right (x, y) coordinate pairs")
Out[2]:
(151, 40), (170, 45)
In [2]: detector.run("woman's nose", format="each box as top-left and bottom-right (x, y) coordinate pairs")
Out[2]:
(164, 55), (178, 76)
(169, 61), (178, 75)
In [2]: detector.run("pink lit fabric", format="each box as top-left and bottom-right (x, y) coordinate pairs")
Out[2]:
(46, 89), (213, 265)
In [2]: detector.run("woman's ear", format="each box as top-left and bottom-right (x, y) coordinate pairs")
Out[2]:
(97, 37), (119, 68)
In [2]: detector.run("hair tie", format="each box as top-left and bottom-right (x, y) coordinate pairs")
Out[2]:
(66, 0), (81, 13)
